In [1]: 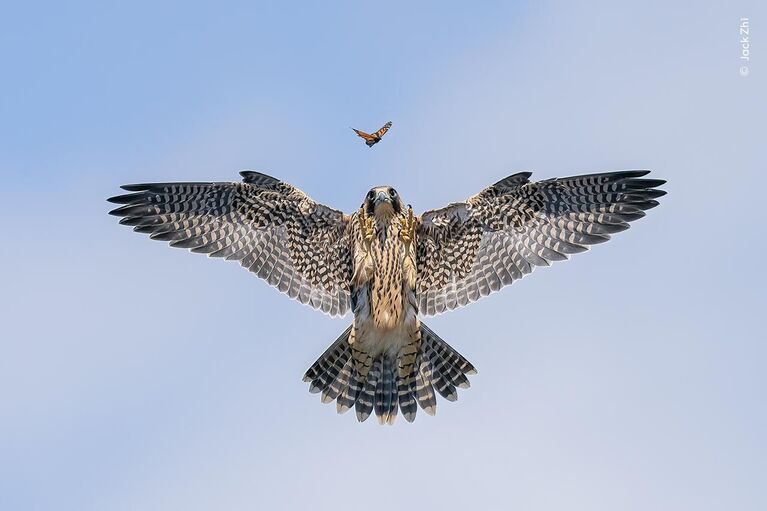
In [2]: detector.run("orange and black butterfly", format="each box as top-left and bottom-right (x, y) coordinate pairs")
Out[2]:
(351, 121), (392, 147)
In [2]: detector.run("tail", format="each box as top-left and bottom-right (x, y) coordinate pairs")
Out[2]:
(303, 322), (476, 424)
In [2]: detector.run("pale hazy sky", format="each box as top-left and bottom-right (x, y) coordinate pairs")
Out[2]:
(1, 1), (765, 510)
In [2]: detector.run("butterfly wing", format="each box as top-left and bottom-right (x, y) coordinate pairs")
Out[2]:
(352, 128), (376, 142)
(374, 121), (392, 139)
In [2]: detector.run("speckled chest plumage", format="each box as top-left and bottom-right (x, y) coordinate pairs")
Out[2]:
(352, 217), (417, 332)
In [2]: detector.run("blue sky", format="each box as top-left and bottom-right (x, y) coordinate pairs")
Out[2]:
(1, 1), (765, 510)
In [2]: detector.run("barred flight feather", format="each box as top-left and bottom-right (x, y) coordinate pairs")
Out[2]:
(108, 171), (353, 317)
(416, 170), (666, 316)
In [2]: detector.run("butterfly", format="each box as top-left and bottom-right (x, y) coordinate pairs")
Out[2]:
(351, 121), (392, 147)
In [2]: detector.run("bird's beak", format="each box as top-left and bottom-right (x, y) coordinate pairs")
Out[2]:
(375, 191), (391, 204)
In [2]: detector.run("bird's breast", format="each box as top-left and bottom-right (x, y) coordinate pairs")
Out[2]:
(354, 224), (417, 330)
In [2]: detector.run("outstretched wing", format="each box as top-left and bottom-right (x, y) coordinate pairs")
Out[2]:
(374, 121), (392, 139)
(108, 171), (353, 316)
(415, 170), (666, 316)
(351, 128), (376, 141)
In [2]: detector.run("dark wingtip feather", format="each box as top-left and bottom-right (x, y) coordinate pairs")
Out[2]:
(108, 204), (156, 217)
(626, 178), (666, 189)
(618, 170), (651, 178)
(108, 193), (130, 204)
(239, 170), (280, 186)
(631, 189), (666, 200)
(120, 183), (154, 192)
(108, 191), (150, 205)
(149, 230), (184, 242)
(619, 210), (646, 222)
(494, 171), (533, 188)
(640, 199), (660, 210)
(169, 238), (200, 249)
(119, 216), (145, 226)
(597, 222), (630, 234)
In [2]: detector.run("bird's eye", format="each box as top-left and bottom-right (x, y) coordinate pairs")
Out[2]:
(367, 190), (375, 200)
(389, 188), (397, 197)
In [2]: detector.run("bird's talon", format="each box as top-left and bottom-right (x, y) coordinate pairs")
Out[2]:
(399, 206), (415, 243)
(358, 207), (375, 251)
(399, 205), (416, 263)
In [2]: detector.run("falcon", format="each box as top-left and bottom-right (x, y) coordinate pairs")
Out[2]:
(108, 169), (665, 424)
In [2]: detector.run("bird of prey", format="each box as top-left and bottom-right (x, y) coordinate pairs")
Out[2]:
(351, 121), (392, 147)
(108, 169), (665, 424)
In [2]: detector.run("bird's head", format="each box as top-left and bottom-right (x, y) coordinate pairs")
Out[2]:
(363, 186), (404, 219)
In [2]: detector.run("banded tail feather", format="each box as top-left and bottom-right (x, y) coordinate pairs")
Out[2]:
(303, 322), (476, 424)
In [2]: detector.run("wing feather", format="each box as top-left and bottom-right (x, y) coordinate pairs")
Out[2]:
(109, 171), (353, 316)
(416, 170), (666, 315)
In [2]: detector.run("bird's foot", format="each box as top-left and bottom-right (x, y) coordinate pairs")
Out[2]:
(399, 205), (416, 262)
(358, 207), (376, 252)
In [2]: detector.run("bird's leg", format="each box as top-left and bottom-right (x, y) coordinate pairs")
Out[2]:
(358, 206), (376, 252)
(399, 205), (416, 264)
(353, 206), (377, 284)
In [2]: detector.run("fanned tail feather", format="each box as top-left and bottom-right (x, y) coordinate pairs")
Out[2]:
(302, 325), (353, 398)
(303, 322), (476, 424)
(355, 358), (380, 422)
